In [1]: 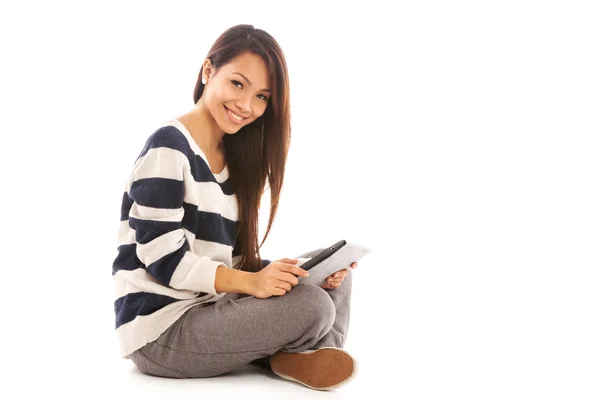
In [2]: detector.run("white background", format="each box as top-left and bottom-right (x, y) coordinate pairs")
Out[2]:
(1, 1), (598, 399)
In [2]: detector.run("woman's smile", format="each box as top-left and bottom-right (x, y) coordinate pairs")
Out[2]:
(224, 105), (247, 124)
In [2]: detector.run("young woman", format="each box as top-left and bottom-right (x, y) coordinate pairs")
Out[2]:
(112, 24), (359, 391)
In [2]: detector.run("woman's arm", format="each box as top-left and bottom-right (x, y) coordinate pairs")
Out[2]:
(126, 130), (225, 295)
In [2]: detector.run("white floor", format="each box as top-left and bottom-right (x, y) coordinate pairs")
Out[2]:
(106, 347), (376, 400)
(46, 337), (381, 400)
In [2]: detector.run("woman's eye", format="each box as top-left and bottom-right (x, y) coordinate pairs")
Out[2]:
(232, 79), (268, 101)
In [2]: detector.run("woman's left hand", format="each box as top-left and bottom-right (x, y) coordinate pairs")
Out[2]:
(320, 262), (358, 289)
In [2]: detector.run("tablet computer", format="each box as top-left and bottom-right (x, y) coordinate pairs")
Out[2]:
(296, 240), (370, 286)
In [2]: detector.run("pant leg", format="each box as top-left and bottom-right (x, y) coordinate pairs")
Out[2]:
(294, 248), (353, 349)
(130, 283), (336, 378)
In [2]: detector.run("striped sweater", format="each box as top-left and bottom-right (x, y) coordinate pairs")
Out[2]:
(112, 119), (273, 358)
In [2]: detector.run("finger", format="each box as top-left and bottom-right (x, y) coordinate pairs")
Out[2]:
(351, 262), (358, 269)
(282, 264), (310, 277)
(332, 270), (349, 279)
(276, 280), (293, 292)
(277, 258), (298, 264)
(279, 273), (299, 286)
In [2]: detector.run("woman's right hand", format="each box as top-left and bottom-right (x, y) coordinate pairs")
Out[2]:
(249, 258), (309, 299)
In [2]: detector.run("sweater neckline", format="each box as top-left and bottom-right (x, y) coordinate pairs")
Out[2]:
(167, 119), (229, 182)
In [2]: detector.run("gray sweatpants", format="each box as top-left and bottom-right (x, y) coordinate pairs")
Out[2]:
(129, 248), (353, 378)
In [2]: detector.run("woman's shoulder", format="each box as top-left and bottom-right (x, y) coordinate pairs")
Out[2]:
(131, 122), (196, 172)
(144, 122), (189, 151)
(132, 121), (196, 164)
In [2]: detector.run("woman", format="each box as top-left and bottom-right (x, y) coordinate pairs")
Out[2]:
(112, 24), (359, 391)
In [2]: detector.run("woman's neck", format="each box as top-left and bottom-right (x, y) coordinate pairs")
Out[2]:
(177, 100), (225, 156)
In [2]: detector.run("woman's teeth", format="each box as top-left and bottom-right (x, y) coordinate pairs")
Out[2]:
(227, 108), (244, 121)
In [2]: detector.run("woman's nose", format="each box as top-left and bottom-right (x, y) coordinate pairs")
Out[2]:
(235, 97), (252, 115)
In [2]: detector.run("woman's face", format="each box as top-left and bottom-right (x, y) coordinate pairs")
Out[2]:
(203, 52), (271, 134)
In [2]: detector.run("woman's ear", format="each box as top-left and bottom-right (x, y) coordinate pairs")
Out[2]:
(202, 58), (214, 82)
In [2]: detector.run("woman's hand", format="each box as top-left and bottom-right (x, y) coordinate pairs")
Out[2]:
(249, 258), (309, 299)
(320, 262), (358, 289)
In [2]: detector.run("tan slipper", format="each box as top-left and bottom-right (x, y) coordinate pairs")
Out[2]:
(269, 347), (358, 391)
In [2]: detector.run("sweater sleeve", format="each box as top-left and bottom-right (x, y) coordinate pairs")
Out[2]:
(127, 135), (224, 295)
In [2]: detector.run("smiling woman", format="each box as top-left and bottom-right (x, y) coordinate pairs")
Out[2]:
(191, 53), (272, 131)
(112, 24), (358, 391)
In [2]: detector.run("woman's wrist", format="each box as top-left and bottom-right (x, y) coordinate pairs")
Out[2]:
(240, 270), (256, 296)
(215, 265), (255, 295)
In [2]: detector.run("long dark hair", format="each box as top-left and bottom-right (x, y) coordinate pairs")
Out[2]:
(193, 24), (291, 273)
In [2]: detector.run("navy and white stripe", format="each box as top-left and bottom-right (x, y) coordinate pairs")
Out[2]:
(113, 120), (269, 357)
